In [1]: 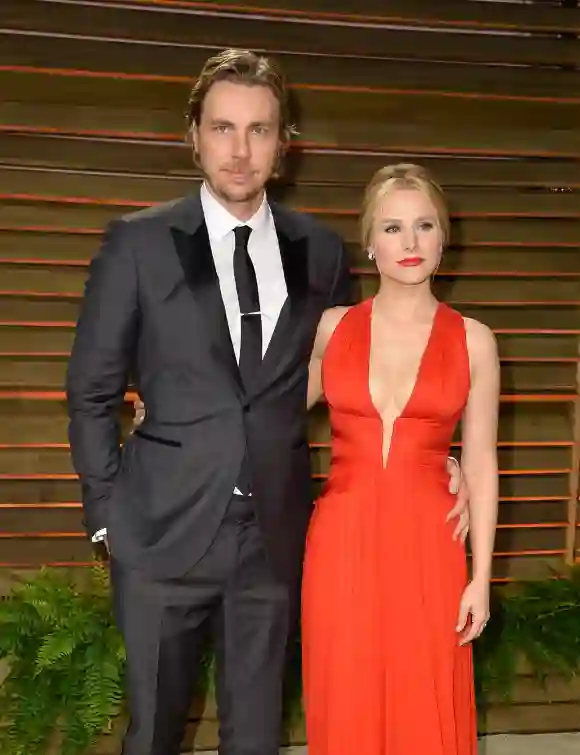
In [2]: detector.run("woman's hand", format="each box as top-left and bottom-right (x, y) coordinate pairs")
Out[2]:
(456, 579), (490, 645)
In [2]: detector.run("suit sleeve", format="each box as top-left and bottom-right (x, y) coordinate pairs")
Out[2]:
(328, 238), (354, 307)
(65, 219), (139, 536)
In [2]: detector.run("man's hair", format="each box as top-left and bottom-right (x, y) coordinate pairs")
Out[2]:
(186, 48), (298, 147)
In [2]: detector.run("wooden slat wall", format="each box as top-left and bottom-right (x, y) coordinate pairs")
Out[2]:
(0, 0), (580, 737)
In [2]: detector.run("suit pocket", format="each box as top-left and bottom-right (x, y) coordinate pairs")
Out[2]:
(133, 429), (182, 447)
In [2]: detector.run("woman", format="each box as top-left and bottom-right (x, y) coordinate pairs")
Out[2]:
(301, 163), (499, 755)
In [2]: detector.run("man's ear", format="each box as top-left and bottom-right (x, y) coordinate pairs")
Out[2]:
(191, 122), (199, 153)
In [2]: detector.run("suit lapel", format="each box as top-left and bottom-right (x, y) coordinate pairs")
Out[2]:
(259, 202), (310, 386)
(169, 195), (243, 394)
(166, 194), (311, 397)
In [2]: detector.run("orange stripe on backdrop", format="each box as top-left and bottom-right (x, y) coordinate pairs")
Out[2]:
(309, 471), (572, 481)
(3, 65), (580, 105)
(0, 442), (573, 450)
(2, 292), (580, 311)
(493, 550), (566, 557)
(0, 535), (565, 563)
(0, 321), (77, 327)
(0, 561), (99, 568)
(498, 358), (580, 362)
(0, 468), (570, 481)
(0, 292), (81, 298)
(0, 352), (70, 357)
(0, 474), (78, 480)
(0, 259), (88, 267)
(0, 125), (180, 142)
(0, 566), (532, 582)
(5, 192), (580, 221)
(0, 390), (576, 403)
(8, 561), (546, 579)
(1, 125), (580, 159)
(2, 227), (579, 252)
(1, 323), (578, 336)
(4, 192), (580, 220)
(0, 503), (82, 509)
(0, 523), (568, 533)
(493, 330), (580, 335)
(1, 259), (579, 281)
(0, 496), (570, 508)
(499, 523), (568, 530)
(0, 532), (83, 538)
(370, 272), (580, 279)
(88, 0), (580, 33)
(0, 225), (101, 235)
(2, 352), (577, 364)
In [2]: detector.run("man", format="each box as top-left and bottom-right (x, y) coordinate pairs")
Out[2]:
(66, 49), (468, 755)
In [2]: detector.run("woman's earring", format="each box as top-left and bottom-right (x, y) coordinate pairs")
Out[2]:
(368, 249), (375, 261)
(432, 249), (443, 280)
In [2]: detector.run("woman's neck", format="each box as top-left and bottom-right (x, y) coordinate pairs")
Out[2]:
(372, 280), (438, 323)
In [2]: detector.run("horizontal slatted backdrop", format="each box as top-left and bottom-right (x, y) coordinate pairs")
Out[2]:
(0, 0), (580, 738)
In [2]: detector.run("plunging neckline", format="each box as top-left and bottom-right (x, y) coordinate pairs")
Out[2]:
(366, 298), (441, 468)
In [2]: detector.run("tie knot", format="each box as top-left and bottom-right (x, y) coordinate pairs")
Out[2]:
(234, 225), (252, 249)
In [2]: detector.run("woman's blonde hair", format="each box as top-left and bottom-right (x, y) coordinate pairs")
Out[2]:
(360, 163), (450, 250)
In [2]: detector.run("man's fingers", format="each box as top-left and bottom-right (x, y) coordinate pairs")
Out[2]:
(458, 511), (469, 543)
(133, 398), (146, 427)
(446, 499), (461, 522)
(451, 511), (467, 540)
(452, 521), (466, 542)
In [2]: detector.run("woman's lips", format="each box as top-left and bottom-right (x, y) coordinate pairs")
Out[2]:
(397, 256), (424, 267)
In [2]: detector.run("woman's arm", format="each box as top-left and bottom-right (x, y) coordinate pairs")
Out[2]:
(457, 317), (500, 643)
(307, 307), (350, 409)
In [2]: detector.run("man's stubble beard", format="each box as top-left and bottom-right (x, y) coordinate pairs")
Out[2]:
(212, 180), (264, 207)
(201, 153), (279, 208)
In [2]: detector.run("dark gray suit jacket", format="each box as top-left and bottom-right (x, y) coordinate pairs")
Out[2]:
(66, 192), (351, 581)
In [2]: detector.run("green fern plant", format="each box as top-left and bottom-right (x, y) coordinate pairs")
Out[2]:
(1, 562), (580, 753)
(0, 565), (125, 755)
(474, 563), (580, 704)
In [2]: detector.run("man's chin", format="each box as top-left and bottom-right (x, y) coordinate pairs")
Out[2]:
(222, 186), (262, 205)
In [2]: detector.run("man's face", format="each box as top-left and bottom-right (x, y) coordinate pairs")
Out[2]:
(192, 80), (282, 212)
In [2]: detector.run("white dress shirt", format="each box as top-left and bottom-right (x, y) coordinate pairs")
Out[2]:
(92, 184), (288, 541)
(201, 182), (288, 359)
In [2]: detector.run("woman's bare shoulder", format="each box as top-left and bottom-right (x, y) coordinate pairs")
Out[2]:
(463, 317), (498, 364)
(313, 306), (352, 358)
(320, 306), (351, 333)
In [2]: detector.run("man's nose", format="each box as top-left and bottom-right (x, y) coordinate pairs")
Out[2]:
(232, 133), (250, 158)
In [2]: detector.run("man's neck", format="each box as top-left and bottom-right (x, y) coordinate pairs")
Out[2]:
(204, 181), (265, 222)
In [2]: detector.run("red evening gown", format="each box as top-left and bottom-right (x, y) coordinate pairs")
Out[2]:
(302, 298), (477, 755)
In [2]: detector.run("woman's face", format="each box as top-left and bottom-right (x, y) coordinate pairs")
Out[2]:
(368, 187), (444, 286)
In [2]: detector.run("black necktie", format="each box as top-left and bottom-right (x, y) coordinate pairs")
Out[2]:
(233, 225), (261, 494)
(234, 225), (262, 388)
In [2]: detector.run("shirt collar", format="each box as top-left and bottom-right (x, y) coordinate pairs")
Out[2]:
(200, 181), (270, 243)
